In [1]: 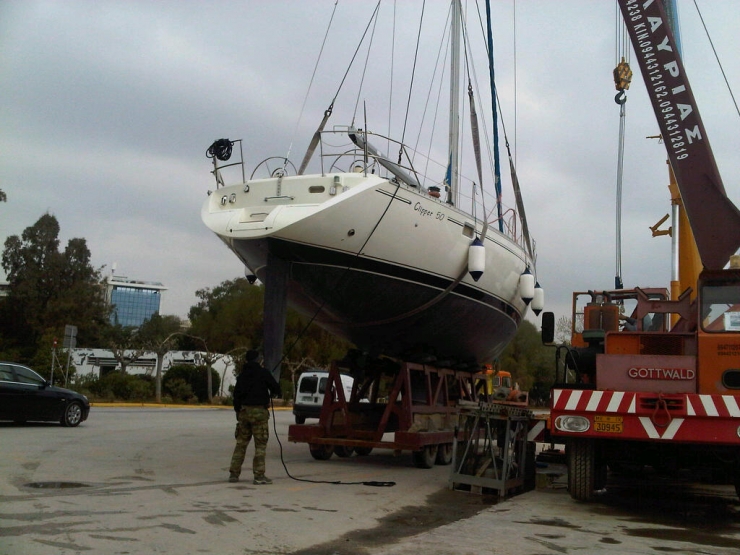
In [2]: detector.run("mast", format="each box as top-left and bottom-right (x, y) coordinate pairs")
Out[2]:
(447, 0), (461, 205)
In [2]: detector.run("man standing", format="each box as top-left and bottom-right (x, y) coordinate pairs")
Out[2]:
(229, 350), (282, 484)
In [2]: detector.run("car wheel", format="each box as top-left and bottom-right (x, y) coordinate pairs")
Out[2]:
(61, 401), (83, 427)
(295, 415), (306, 424)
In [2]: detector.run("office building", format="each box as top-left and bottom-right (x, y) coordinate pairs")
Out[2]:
(106, 275), (167, 327)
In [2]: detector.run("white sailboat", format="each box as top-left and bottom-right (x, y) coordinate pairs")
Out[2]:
(201, 1), (542, 370)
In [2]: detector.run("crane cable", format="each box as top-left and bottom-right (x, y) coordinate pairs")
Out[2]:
(613, 4), (632, 290)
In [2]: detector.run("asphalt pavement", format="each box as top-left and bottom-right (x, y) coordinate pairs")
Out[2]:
(1, 406), (739, 555)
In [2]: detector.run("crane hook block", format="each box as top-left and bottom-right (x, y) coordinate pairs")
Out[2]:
(613, 58), (633, 92)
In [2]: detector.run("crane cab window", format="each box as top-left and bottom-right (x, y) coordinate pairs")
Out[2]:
(701, 283), (740, 332)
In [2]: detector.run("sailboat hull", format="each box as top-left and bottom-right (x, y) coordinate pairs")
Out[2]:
(202, 172), (532, 366)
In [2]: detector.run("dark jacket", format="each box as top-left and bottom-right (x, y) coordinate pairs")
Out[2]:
(233, 360), (282, 412)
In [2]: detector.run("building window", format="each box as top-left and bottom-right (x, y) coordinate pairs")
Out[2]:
(110, 287), (162, 327)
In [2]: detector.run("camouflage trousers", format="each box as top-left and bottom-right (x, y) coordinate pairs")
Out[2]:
(229, 406), (270, 479)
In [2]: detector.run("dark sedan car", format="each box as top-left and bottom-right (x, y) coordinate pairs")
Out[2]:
(0, 362), (90, 426)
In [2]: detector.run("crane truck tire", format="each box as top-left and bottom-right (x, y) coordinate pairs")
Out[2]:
(567, 439), (597, 501)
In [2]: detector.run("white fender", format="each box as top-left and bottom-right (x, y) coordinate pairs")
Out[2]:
(532, 282), (545, 315)
(519, 268), (534, 305)
(468, 238), (485, 282)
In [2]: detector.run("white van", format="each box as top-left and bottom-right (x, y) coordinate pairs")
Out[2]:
(293, 371), (354, 424)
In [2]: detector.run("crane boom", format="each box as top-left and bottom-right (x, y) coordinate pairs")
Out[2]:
(617, 0), (740, 270)
(542, 0), (740, 504)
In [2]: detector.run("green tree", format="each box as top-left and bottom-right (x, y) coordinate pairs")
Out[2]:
(498, 320), (553, 396)
(0, 189), (6, 202)
(138, 314), (184, 402)
(102, 324), (147, 375)
(163, 364), (220, 402)
(283, 309), (350, 367)
(556, 315), (572, 344)
(188, 278), (263, 353)
(0, 214), (110, 360)
(187, 277), (351, 381)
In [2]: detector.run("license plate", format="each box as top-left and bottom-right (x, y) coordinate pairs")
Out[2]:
(594, 415), (623, 433)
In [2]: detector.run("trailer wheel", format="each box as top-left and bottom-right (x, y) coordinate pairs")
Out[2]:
(435, 443), (453, 465)
(412, 445), (438, 469)
(568, 439), (596, 501)
(354, 447), (373, 456)
(334, 445), (354, 458)
(309, 444), (334, 461)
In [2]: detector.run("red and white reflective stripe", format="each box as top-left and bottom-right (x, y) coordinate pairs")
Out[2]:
(527, 420), (546, 442)
(554, 389), (740, 418)
(686, 395), (740, 418)
(552, 389), (636, 414)
(638, 417), (684, 440)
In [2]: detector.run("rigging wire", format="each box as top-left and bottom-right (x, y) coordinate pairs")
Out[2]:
(418, 10), (451, 184)
(398, 0), (426, 164)
(513, 0), (516, 166)
(692, 0), (740, 119)
(298, 2), (382, 174)
(412, 5), (451, 173)
(387, 0), (397, 158)
(483, 0), (504, 232)
(333, 2), (382, 105)
(285, 0), (340, 171)
(459, 4), (488, 228)
(471, 0), (532, 253)
(351, 4), (381, 126)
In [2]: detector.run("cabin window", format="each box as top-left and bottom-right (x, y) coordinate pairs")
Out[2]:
(700, 282), (740, 332)
(309, 186), (325, 193)
(462, 223), (475, 239)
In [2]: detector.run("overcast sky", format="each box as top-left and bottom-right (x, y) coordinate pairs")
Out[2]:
(1, 0), (739, 328)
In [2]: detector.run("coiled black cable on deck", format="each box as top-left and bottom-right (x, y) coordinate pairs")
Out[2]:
(206, 138), (234, 161)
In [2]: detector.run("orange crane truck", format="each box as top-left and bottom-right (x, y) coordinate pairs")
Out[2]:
(541, 0), (740, 501)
